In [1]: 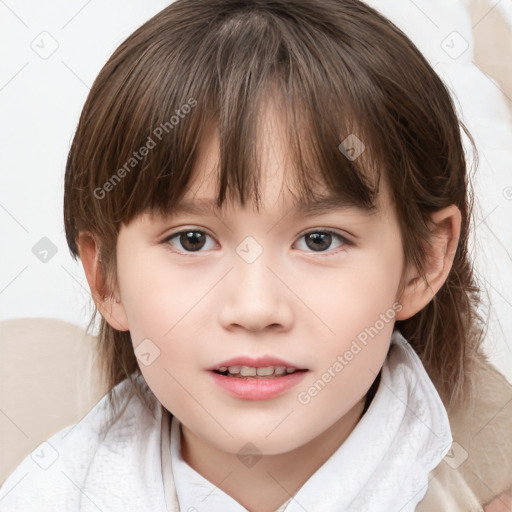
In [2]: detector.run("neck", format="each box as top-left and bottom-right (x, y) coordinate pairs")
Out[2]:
(180, 396), (366, 512)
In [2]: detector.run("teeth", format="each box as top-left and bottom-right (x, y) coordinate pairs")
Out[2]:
(218, 365), (299, 377)
(256, 366), (274, 376)
(240, 366), (257, 377)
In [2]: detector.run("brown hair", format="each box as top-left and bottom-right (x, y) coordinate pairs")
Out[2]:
(64, 0), (487, 419)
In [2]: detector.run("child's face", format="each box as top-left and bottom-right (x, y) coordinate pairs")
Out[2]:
(113, 106), (406, 456)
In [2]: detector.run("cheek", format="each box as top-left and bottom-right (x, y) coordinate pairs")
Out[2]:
(297, 245), (402, 395)
(116, 248), (193, 339)
(115, 250), (206, 417)
(116, 248), (208, 370)
(297, 249), (403, 339)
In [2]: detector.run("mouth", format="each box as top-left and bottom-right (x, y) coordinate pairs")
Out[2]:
(212, 365), (308, 379)
(207, 356), (309, 400)
(207, 355), (309, 378)
(209, 367), (309, 400)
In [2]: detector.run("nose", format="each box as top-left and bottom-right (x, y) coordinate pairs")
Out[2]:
(217, 251), (294, 334)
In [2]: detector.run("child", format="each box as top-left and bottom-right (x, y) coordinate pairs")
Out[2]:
(1, 0), (511, 510)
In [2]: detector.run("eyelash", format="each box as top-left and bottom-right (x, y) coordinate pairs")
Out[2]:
(161, 228), (352, 257)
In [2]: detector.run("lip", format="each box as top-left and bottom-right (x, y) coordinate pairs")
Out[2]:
(206, 355), (306, 371)
(208, 370), (308, 400)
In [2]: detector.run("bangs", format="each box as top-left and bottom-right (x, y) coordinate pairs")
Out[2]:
(137, 77), (381, 218)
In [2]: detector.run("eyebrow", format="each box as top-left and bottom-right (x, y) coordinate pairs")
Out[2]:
(169, 197), (374, 217)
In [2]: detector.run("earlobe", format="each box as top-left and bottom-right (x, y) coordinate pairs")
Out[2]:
(395, 205), (461, 321)
(77, 232), (130, 331)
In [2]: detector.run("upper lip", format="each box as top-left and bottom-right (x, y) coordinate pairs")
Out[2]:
(207, 356), (307, 371)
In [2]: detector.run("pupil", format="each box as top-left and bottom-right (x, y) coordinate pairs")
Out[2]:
(306, 233), (330, 251)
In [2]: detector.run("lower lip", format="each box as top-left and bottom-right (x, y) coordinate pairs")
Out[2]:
(209, 370), (308, 400)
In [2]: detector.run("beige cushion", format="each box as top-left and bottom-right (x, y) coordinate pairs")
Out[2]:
(468, 0), (512, 117)
(0, 318), (107, 485)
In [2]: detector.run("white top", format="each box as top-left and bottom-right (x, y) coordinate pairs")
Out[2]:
(0, 331), (452, 511)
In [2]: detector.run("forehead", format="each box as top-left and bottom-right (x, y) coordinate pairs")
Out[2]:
(175, 102), (385, 217)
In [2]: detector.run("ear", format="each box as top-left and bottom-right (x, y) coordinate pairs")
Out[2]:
(395, 205), (461, 321)
(77, 232), (130, 331)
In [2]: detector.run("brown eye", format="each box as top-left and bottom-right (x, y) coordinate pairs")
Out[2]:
(295, 230), (350, 255)
(164, 230), (215, 253)
(179, 231), (206, 251)
(305, 232), (332, 252)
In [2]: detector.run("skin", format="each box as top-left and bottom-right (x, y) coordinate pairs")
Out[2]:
(80, 100), (461, 512)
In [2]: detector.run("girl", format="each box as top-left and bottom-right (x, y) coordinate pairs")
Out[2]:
(1, 0), (511, 510)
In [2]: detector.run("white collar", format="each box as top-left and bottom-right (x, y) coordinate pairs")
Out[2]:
(167, 330), (452, 512)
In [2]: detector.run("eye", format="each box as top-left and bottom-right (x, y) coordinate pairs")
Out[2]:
(163, 230), (216, 253)
(162, 228), (351, 256)
(294, 230), (351, 255)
